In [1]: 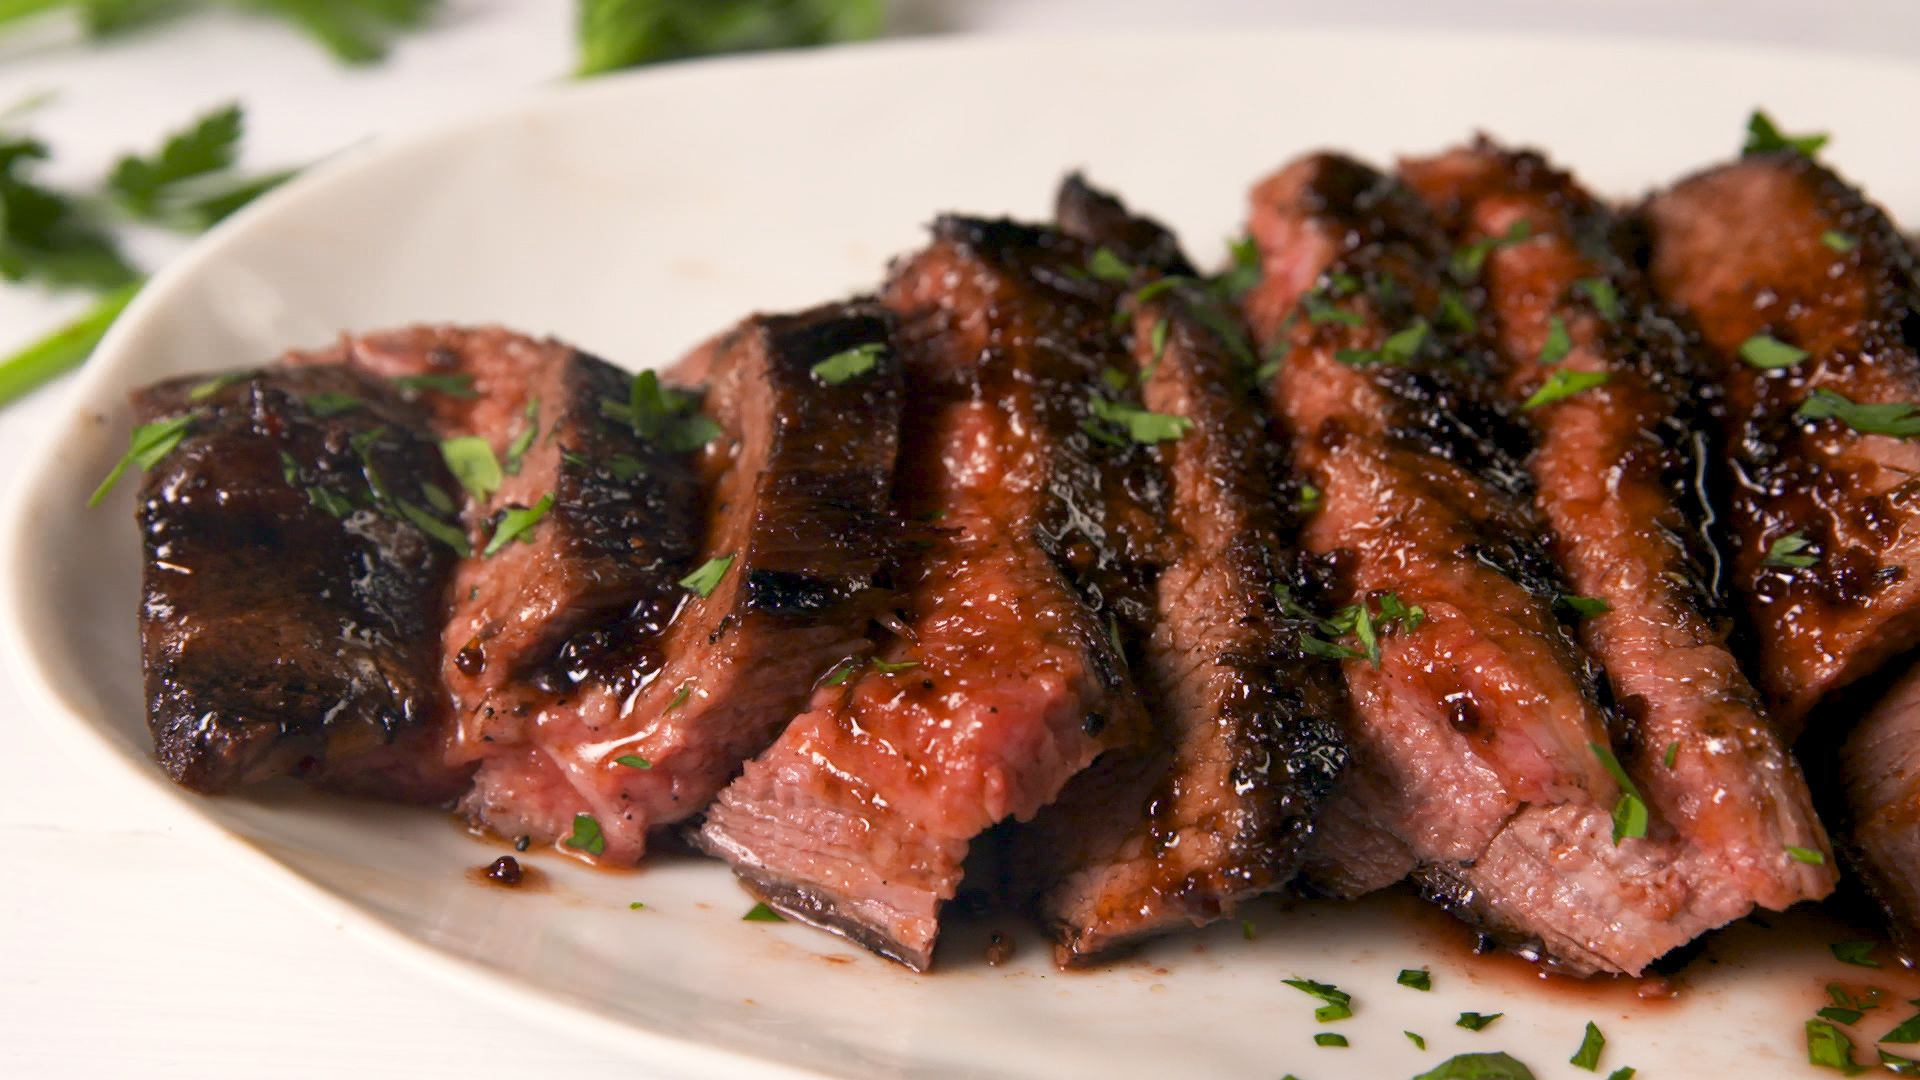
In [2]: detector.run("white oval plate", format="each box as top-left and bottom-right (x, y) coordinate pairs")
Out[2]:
(7, 31), (1919, 1080)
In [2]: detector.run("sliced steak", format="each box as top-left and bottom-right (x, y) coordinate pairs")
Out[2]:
(1245, 153), (1750, 976)
(699, 219), (1153, 970)
(135, 365), (468, 800)
(1402, 142), (1834, 914)
(453, 306), (901, 862)
(1841, 663), (1920, 947)
(1640, 152), (1920, 731)
(1013, 177), (1347, 962)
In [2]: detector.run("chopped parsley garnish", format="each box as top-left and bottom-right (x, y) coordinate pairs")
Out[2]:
(502, 399), (539, 475)
(1450, 220), (1532, 282)
(667, 684), (691, 711)
(1438, 288), (1478, 334)
(811, 342), (885, 385)
(1087, 394), (1192, 444)
(1087, 246), (1131, 282)
(602, 370), (720, 452)
(563, 813), (606, 856)
(1589, 742), (1650, 844)
(1820, 1006), (1865, 1025)
(1283, 977), (1351, 1016)
(395, 499), (470, 556)
(679, 554), (735, 597)
(742, 902), (785, 923)
(1826, 984), (1882, 1012)
(1796, 388), (1920, 438)
(89, 414), (193, 507)
(575, 0), (883, 76)
(1337, 318), (1429, 368)
(1313, 1033), (1348, 1048)
(187, 371), (252, 401)
(420, 482), (455, 515)
(1414, 1053), (1538, 1080)
(1240, 920), (1256, 941)
(1821, 230), (1858, 253)
(628, 901), (646, 910)
(482, 492), (554, 557)
(1607, 1070), (1636, 1080)
(1570, 1021), (1605, 1071)
(871, 658), (920, 675)
(1295, 483), (1322, 514)
(1558, 594), (1611, 618)
(392, 372), (477, 397)
(1744, 110), (1829, 157)
(614, 754), (652, 769)
(304, 391), (362, 417)
(1574, 278), (1620, 323)
(1215, 234), (1262, 298)
(1883, 1009), (1920, 1043)
(1663, 741), (1681, 769)
(1765, 532), (1818, 569)
(1538, 316), (1573, 366)
(1302, 292), (1364, 327)
(1406, 1031), (1427, 1050)
(1831, 940), (1880, 968)
(1882, 1049), (1920, 1076)
(1738, 334), (1808, 369)
(1787, 845), (1827, 865)
(1522, 369), (1609, 410)
(1805, 1017), (1865, 1073)
(1101, 367), (1131, 393)
(1149, 317), (1170, 364)
(440, 435), (502, 499)
(1457, 1012), (1503, 1031)
(1397, 968), (1432, 991)
(821, 658), (860, 687)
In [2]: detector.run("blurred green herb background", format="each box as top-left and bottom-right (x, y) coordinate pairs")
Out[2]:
(0, 0), (887, 405)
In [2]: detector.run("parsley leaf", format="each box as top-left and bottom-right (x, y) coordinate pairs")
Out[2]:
(870, 658), (920, 675)
(1663, 741), (1680, 769)
(482, 493), (554, 556)
(1805, 1017), (1866, 1074)
(1450, 220), (1531, 282)
(1739, 334), (1808, 370)
(1282, 977), (1351, 1012)
(742, 901), (786, 922)
(440, 436), (502, 500)
(304, 391), (362, 418)
(1787, 845), (1827, 865)
(0, 131), (137, 290)
(1414, 1053), (1538, 1080)
(1765, 532), (1818, 569)
(1821, 230), (1857, 253)
(614, 754), (652, 769)
(1313, 1033), (1348, 1048)
(1437, 289), (1477, 333)
(0, 278), (141, 407)
(1407, 1031), (1427, 1050)
(504, 397), (538, 474)
(393, 372), (477, 397)
(811, 341), (885, 385)
(106, 102), (243, 218)
(1883, 1010), (1920, 1043)
(1538, 315), (1573, 366)
(1214, 234), (1261, 298)
(1457, 1012), (1504, 1031)
(1570, 1021), (1605, 1071)
(1744, 109), (1829, 157)
(1558, 594), (1611, 618)
(1398, 968), (1432, 991)
(1087, 394), (1192, 444)
(1590, 742), (1650, 843)
(679, 554), (735, 598)
(1523, 369), (1609, 410)
(1831, 940), (1880, 968)
(249, 0), (443, 65)
(577, 0), (885, 76)
(1882, 1049), (1920, 1076)
(1574, 278), (1620, 322)
(563, 813), (606, 856)
(602, 369), (720, 452)
(89, 413), (191, 507)
(1796, 388), (1920, 437)
(1087, 246), (1131, 282)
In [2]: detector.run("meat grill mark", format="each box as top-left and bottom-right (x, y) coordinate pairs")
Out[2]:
(1005, 177), (1347, 962)
(135, 365), (469, 801)
(1402, 141), (1834, 916)
(448, 305), (902, 863)
(698, 219), (1154, 970)
(1641, 151), (1920, 731)
(1246, 152), (1750, 976)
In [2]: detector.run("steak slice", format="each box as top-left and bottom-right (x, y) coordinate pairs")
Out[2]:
(1246, 153), (1750, 976)
(699, 219), (1153, 970)
(455, 305), (902, 862)
(1402, 142), (1835, 914)
(1842, 663), (1920, 947)
(1012, 177), (1347, 962)
(1640, 152), (1920, 731)
(135, 365), (468, 800)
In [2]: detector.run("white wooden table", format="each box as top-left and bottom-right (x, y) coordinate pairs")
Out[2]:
(3, 2), (1915, 1076)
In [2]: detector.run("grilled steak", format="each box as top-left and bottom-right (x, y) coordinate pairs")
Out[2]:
(135, 365), (468, 800)
(1842, 664), (1920, 947)
(443, 307), (901, 862)
(1402, 142), (1834, 914)
(1245, 153), (1757, 976)
(1641, 152), (1920, 731)
(1013, 177), (1347, 961)
(699, 218), (1153, 970)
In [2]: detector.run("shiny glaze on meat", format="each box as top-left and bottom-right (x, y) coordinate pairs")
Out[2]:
(1842, 663), (1920, 946)
(1013, 177), (1348, 962)
(455, 307), (900, 862)
(1247, 153), (1747, 975)
(1641, 152), (1920, 730)
(1403, 142), (1834, 913)
(699, 219), (1153, 969)
(135, 366), (468, 800)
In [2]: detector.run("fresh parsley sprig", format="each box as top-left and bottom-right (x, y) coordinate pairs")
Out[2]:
(0, 0), (441, 64)
(577, 0), (884, 76)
